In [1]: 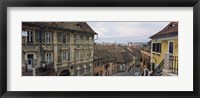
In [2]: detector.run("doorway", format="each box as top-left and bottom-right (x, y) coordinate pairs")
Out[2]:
(27, 54), (34, 69)
(59, 70), (70, 76)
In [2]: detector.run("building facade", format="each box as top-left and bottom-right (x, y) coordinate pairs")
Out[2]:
(93, 49), (118, 76)
(110, 49), (134, 72)
(22, 22), (97, 76)
(140, 49), (151, 76)
(150, 22), (178, 76)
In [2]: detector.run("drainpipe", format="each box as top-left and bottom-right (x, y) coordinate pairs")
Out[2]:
(39, 28), (43, 67)
(39, 29), (42, 66)
(40, 26), (45, 66)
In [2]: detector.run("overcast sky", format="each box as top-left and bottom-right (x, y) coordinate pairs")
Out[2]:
(87, 22), (170, 44)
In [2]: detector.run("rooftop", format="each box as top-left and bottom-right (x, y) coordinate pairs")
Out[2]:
(22, 22), (97, 35)
(150, 22), (178, 39)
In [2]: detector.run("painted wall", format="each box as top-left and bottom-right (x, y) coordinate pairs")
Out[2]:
(151, 36), (178, 68)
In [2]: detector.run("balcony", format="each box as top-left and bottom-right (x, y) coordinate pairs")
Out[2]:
(22, 45), (38, 52)
(151, 54), (178, 76)
(22, 61), (55, 76)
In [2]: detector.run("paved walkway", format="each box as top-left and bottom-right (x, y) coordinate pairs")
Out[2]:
(112, 66), (141, 76)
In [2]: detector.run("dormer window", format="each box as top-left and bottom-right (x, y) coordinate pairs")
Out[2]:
(169, 24), (175, 28)
(76, 24), (83, 29)
(171, 24), (175, 27)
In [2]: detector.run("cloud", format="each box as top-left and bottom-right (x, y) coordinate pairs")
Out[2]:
(87, 22), (170, 43)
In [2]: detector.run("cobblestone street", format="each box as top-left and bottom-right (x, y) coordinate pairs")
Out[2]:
(112, 66), (141, 76)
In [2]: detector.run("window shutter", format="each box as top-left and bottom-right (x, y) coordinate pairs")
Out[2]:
(153, 43), (156, 52)
(41, 32), (45, 43)
(159, 43), (161, 53)
(157, 43), (161, 53)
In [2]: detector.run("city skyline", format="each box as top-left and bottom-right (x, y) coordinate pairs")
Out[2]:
(87, 22), (170, 43)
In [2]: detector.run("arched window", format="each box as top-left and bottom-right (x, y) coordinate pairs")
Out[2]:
(59, 70), (70, 76)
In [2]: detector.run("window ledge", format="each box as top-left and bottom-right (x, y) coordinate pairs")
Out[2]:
(152, 52), (161, 55)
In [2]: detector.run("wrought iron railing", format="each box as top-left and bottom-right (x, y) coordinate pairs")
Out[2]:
(150, 59), (164, 76)
(170, 56), (178, 75)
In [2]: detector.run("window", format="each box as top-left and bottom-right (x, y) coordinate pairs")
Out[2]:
(87, 50), (91, 59)
(84, 66), (87, 74)
(83, 36), (86, 44)
(169, 42), (174, 54)
(27, 31), (33, 43)
(68, 47), (70, 61)
(89, 65), (92, 72)
(80, 35), (83, 41)
(86, 36), (89, 44)
(75, 50), (80, 61)
(152, 43), (161, 53)
(46, 32), (51, 44)
(63, 51), (66, 61)
(89, 37), (92, 44)
(27, 54), (34, 65)
(67, 34), (70, 43)
(78, 51), (81, 60)
(62, 34), (66, 43)
(22, 30), (28, 43)
(75, 34), (80, 44)
(47, 52), (51, 64)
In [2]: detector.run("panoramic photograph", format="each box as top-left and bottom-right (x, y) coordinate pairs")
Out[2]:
(21, 21), (178, 76)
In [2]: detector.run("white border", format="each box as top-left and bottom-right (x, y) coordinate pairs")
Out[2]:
(7, 7), (193, 91)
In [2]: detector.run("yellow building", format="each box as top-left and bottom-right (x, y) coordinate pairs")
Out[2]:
(150, 22), (178, 76)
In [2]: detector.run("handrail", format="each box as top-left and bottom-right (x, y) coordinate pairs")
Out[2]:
(170, 56), (178, 75)
(150, 59), (164, 76)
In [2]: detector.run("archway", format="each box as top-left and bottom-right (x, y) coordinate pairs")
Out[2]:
(59, 70), (70, 76)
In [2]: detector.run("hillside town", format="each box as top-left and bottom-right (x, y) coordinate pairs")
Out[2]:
(22, 22), (178, 76)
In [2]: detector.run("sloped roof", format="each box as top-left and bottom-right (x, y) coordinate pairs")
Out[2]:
(150, 22), (178, 39)
(110, 51), (124, 63)
(22, 22), (97, 34)
(94, 49), (115, 61)
(121, 51), (133, 63)
(109, 50), (133, 63)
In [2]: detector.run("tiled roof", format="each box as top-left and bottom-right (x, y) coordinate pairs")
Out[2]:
(94, 45), (133, 63)
(150, 22), (178, 39)
(22, 22), (97, 34)
(110, 51), (124, 63)
(121, 51), (133, 63)
(110, 50), (133, 63)
(94, 49), (115, 61)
